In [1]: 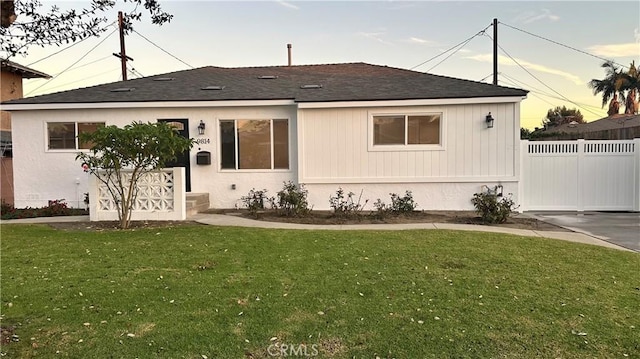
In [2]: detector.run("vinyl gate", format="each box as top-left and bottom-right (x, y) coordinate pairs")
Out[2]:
(521, 139), (640, 211)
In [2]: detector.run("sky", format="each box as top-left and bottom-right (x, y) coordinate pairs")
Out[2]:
(6, 1), (640, 129)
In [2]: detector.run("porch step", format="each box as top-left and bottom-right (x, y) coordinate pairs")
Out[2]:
(186, 192), (210, 216)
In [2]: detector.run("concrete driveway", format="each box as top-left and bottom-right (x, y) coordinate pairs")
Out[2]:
(527, 212), (640, 252)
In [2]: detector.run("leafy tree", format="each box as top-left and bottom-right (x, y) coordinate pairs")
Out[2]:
(520, 127), (532, 139)
(1, 0), (172, 58)
(543, 106), (584, 128)
(76, 122), (193, 229)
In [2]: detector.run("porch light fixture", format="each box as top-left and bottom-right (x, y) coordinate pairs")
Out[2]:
(197, 120), (206, 135)
(485, 112), (494, 128)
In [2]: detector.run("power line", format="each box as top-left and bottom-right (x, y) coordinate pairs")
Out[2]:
(425, 32), (483, 73)
(27, 21), (117, 66)
(54, 55), (112, 75)
(410, 23), (492, 71)
(34, 67), (120, 92)
(486, 33), (603, 118)
(26, 28), (117, 96)
(498, 21), (628, 69)
(132, 29), (194, 69)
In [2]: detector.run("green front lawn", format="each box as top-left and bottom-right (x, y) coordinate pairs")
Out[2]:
(1, 224), (637, 358)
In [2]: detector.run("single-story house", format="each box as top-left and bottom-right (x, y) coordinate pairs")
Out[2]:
(1, 60), (51, 205)
(530, 114), (640, 140)
(1, 62), (528, 210)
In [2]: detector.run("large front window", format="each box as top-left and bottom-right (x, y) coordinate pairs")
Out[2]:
(220, 119), (289, 170)
(373, 114), (441, 146)
(47, 122), (104, 150)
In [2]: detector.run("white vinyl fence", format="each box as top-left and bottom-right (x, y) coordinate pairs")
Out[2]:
(520, 139), (640, 211)
(88, 167), (186, 221)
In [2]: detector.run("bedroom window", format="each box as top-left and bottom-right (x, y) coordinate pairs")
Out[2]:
(373, 114), (441, 146)
(220, 119), (289, 170)
(47, 122), (105, 150)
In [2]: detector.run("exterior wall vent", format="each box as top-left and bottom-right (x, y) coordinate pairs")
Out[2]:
(300, 84), (323, 89)
(201, 86), (225, 90)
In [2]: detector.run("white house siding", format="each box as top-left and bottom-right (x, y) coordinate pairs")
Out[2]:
(297, 102), (521, 210)
(11, 105), (297, 208)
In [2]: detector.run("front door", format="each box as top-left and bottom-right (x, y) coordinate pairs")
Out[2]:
(158, 119), (191, 192)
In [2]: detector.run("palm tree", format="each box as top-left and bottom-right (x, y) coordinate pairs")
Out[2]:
(589, 61), (625, 114)
(621, 61), (639, 114)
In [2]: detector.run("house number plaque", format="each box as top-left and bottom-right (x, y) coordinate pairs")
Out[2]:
(195, 138), (211, 145)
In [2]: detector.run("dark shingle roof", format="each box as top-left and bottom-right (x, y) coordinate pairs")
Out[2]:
(3, 63), (527, 105)
(1, 60), (50, 79)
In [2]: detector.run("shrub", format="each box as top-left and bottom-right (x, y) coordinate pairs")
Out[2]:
(372, 191), (418, 218)
(471, 188), (517, 224)
(1, 199), (75, 220)
(40, 199), (71, 217)
(389, 191), (418, 214)
(240, 188), (272, 216)
(329, 188), (368, 218)
(273, 181), (311, 217)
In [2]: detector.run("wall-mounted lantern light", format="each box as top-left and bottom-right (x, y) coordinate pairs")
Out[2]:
(197, 120), (206, 135)
(485, 112), (494, 129)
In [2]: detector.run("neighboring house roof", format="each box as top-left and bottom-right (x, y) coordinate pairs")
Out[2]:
(1, 60), (51, 79)
(543, 114), (640, 134)
(2, 63), (527, 105)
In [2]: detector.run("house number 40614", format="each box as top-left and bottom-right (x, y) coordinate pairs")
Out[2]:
(195, 138), (211, 145)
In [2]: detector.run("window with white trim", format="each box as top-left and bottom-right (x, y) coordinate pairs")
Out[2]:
(47, 122), (105, 150)
(219, 119), (289, 170)
(373, 113), (442, 146)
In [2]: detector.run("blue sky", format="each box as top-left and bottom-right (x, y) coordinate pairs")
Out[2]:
(12, 1), (640, 129)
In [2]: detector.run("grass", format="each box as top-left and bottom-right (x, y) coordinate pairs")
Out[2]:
(1, 224), (638, 358)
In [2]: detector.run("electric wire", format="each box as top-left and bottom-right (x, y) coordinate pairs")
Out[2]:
(26, 28), (117, 96)
(485, 33), (603, 118)
(499, 21), (628, 69)
(36, 67), (121, 92)
(410, 23), (492, 71)
(131, 29), (194, 69)
(425, 33), (481, 73)
(501, 72), (607, 114)
(26, 21), (117, 66)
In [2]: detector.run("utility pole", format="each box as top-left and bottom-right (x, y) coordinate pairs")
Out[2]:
(493, 18), (498, 86)
(112, 11), (133, 81)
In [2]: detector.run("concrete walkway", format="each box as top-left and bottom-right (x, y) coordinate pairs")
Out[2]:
(188, 213), (632, 252)
(2, 213), (633, 252)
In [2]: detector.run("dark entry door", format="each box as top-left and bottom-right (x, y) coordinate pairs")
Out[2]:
(158, 119), (191, 192)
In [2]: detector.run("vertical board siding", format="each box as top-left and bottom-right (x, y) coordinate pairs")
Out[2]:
(521, 139), (639, 211)
(300, 103), (517, 182)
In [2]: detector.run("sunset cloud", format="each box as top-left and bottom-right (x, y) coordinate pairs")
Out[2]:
(358, 31), (391, 45)
(513, 9), (560, 24)
(466, 54), (583, 85)
(276, 1), (299, 10)
(587, 43), (640, 58)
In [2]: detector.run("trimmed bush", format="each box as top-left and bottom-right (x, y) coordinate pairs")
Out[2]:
(0, 199), (80, 220)
(471, 189), (517, 224)
(273, 181), (311, 217)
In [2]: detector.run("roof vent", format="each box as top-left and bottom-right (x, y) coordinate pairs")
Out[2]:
(300, 84), (322, 89)
(257, 75), (278, 79)
(153, 77), (175, 81)
(110, 87), (135, 92)
(201, 86), (225, 90)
